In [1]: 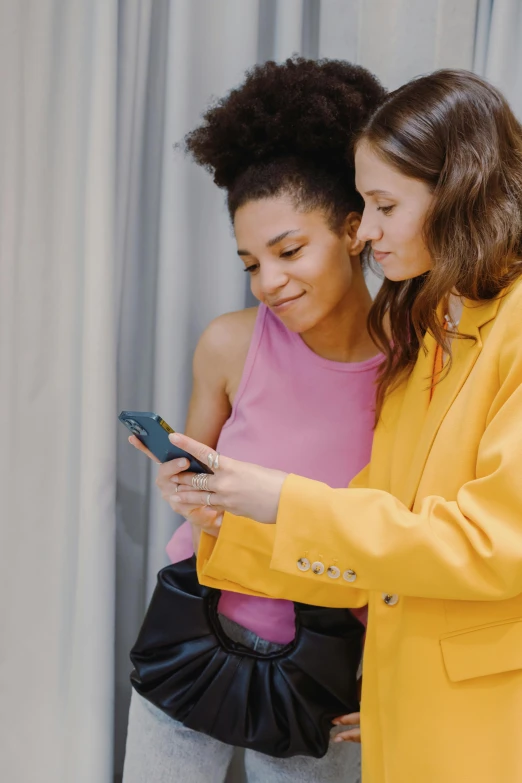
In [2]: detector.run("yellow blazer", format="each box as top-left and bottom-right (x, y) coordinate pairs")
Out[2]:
(197, 279), (522, 783)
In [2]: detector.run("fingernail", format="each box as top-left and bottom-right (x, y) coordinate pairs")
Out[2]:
(169, 433), (181, 443)
(333, 736), (343, 743)
(170, 495), (180, 503)
(175, 458), (188, 468)
(215, 514), (223, 527)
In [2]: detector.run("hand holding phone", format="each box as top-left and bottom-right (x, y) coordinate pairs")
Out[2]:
(120, 411), (222, 547)
(127, 434), (162, 464)
(119, 411), (212, 473)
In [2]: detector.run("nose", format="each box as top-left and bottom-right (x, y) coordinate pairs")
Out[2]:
(258, 261), (288, 297)
(357, 208), (383, 243)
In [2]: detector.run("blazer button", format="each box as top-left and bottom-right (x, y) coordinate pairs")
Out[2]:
(311, 561), (325, 575)
(382, 593), (399, 606)
(297, 557), (310, 572)
(327, 566), (340, 579)
(343, 569), (357, 582)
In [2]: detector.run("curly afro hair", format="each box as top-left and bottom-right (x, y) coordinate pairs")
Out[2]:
(184, 56), (386, 232)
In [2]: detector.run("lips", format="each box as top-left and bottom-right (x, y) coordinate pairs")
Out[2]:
(269, 292), (305, 310)
(372, 250), (390, 263)
(269, 291), (305, 313)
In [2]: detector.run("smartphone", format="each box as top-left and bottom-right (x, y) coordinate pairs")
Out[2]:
(119, 411), (212, 473)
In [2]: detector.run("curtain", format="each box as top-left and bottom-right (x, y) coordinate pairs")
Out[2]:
(473, 0), (522, 118)
(0, 2), (118, 782)
(319, 0), (479, 88)
(8, 2), (520, 782)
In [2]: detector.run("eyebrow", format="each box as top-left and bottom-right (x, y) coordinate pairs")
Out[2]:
(364, 189), (394, 197)
(237, 229), (300, 257)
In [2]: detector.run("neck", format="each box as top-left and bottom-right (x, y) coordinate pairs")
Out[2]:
(300, 265), (378, 363)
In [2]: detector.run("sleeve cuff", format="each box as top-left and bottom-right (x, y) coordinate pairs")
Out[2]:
(197, 506), (367, 607)
(271, 473), (364, 587)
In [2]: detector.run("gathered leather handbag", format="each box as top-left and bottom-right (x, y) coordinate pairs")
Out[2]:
(130, 555), (364, 758)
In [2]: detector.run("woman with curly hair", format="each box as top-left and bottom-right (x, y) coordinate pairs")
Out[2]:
(123, 58), (385, 782)
(169, 70), (522, 783)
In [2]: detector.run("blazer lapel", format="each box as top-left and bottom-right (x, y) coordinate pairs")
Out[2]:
(391, 297), (501, 508)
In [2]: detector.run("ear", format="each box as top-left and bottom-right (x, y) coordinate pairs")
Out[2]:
(344, 212), (366, 256)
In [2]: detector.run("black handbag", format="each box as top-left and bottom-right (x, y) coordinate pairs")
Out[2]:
(130, 556), (364, 759)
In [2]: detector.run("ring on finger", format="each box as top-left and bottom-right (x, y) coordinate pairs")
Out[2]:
(206, 451), (220, 471)
(192, 474), (210, 491)
(206, 492), (213, 506)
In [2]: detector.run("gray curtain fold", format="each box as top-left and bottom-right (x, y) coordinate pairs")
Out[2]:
(0, 2), (119, 782)
(114, 1), (170, 775)
(473, 0), (522, 119)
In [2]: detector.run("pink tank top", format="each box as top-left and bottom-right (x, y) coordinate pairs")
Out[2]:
(166, 305), (381, 643)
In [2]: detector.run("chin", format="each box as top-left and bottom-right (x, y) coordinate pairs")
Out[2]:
(381, 258), (433, 282)
(383, 272), (415, 282)
(276, 312), (316, 334)
(278, 316), (308, 333)
(383, 268), (428, 282)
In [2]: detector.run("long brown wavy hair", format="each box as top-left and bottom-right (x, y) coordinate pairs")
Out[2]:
(356, 70), (522, 418)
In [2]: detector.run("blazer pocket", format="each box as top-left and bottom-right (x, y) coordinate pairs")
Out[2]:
(440, 617), (522, 682)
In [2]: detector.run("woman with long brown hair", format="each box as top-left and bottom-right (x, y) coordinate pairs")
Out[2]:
(166, 70), (522, 782)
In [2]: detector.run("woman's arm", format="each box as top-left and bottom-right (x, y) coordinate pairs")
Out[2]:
(268, 314), (522, 601)
(197, 516), (368, 608)
(180, 315), (234, 550)
(132, 310), (255, 551)
(195, 461), (371, 608)
(172, 315), (522, 602)
(184, 311), (254, 445)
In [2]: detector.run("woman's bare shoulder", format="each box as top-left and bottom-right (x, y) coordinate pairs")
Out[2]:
(192, 307), (259, 403)
(197, 307), (258, 360)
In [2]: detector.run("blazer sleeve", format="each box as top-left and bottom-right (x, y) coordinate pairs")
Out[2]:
(197, 513), (369, 608)
(271, 319), (522, 602)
